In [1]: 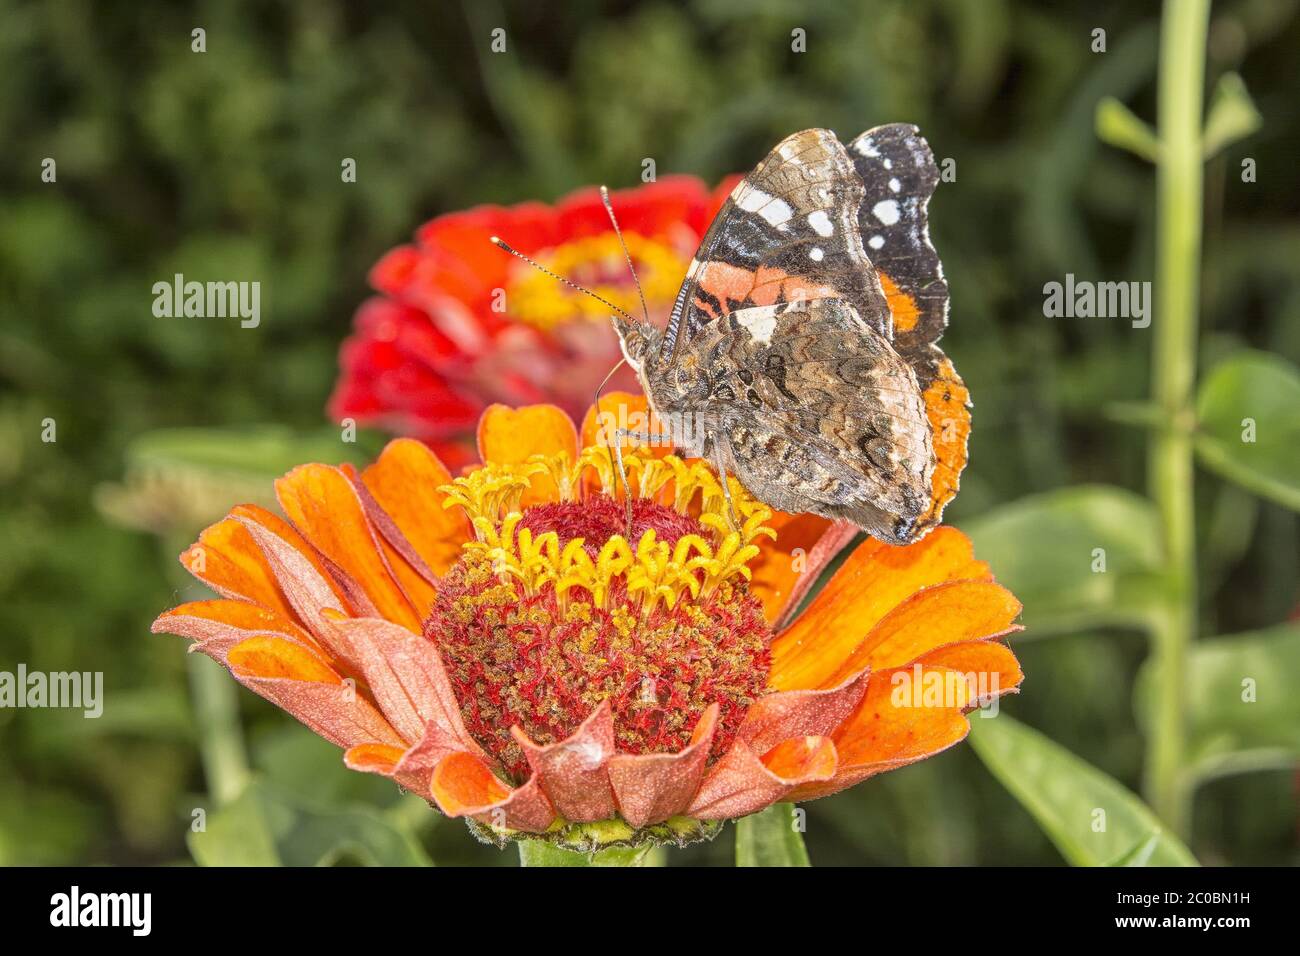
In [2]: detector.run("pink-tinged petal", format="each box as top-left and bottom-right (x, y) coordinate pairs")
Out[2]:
(608, 705), (718, 828)
(687, 735), (837, 820)
(330, 617), (483, 758)
(739, 668), (871, 756)
(235, 514), (348, 646)
(431, 752), (556, 833)
(240, 676), (404, 751)
(512, 701), (616, 823)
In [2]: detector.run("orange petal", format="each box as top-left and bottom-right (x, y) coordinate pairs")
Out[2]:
(348, 471), (440, 621)
(234, 514), (350, 649)
(822, 580), (1022, 686)
(476, 403), (579, 504)
(344, 743), (406, 774)
(275, 464), (422, 632)
(739, 668), (871, 756)
(360, 438), (470, 576)
(344, 722), (473, 801)
(762, 735), (838, 780)
(330, 617), (482, 754)
(152, 599), (321, 659)
(180, 516), (294, 621)
(748, 514), (857, 626)
(431, 752), (556, 833)
(232, 504), (352, 608)
(227, 635), (340, 684)
(919, 640), (1023, 700)
(768, 527), (992, 691)
(788, 663), (977, 801)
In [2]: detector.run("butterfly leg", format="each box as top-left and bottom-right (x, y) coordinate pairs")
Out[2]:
(611, 428), (661, 537)
(711, 445), (740, 529)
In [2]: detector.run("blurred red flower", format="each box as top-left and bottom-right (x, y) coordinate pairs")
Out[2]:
(329, 175), (738, 462)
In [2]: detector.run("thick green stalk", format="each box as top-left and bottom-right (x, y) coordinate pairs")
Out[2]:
(187, 652), (250, 806)
(1144, 0), (1210, 837)
(165, 535), (250, 807)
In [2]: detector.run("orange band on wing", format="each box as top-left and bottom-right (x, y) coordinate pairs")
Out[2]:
(878, 273), (920, 332)
(694, 263), (838, 318)
(921, 357), (970, 525)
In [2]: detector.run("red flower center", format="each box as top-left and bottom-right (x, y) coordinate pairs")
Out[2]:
(425, 494), (772, 781)
(517, 497), (701, 555)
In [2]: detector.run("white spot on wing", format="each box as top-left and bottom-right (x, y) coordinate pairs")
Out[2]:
(868, 235), (885, 250)
(807, 210), (834, 237)
(872, 200), (900, 225)
(883, 158), (892, 170)
(809, 247), (824, 261)
(855, 138), (879, 158)
(737, 188), (792, 227)
(736, 307), (778, 345)
(889, 178), (901, 193)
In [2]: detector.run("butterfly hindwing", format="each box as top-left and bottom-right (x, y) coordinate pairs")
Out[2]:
(669, 297), (933, 543)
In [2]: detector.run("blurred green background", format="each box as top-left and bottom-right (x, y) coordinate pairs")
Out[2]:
(1, 0), (1297, 866)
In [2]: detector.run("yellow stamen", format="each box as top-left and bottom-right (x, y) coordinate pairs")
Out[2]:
(440, 445), (776, 613)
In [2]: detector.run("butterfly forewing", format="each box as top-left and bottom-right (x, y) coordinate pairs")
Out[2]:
(848, 123), (969, 529)
(662, 128), (890, 367)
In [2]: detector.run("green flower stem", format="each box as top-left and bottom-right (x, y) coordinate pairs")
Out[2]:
(517, 840), (662, 866)
(186, 652), (250, 807)
(1144, 0), (1210, 838)
(164, 534), (250, 808)
(735, 803), (811, 866)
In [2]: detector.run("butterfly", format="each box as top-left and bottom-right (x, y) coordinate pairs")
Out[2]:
(607, 124), (968, 546)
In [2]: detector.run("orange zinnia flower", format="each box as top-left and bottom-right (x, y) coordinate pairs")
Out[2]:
(153, 398), (1023, 852)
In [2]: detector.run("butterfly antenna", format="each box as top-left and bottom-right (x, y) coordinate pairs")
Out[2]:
(490, 234), (638, 535)
(489, 237), (638, 322)
(599, 185), (650, 325)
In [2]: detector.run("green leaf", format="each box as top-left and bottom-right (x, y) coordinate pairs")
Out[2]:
(1104, 833), (1160, 867)
(188, 778), (433, 866)
(969, 714), (1197, 866)
(1135, 623), (1300, 780)
(1095, 96), (1159, 162)
(963, 486), (1164, 635)
(1202, 72), (1262, 159)
(734, 803), (811, 867)
(1195, 351), (1300, 510)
